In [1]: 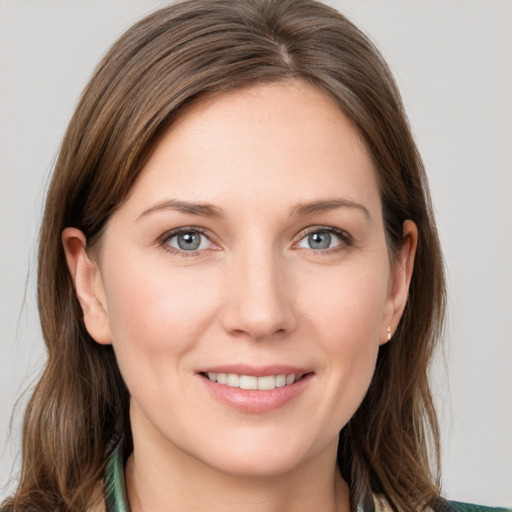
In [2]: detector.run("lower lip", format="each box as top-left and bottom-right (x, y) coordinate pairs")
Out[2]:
(200, 373), (314, 413)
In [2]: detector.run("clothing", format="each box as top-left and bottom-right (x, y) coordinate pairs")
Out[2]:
(104, 440), (129, 512)
(103, 442), (510, 512)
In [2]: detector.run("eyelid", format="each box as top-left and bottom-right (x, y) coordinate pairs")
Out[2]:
(293, 225), (354, 250)
(157, 225), (353, 256)
(158, 226), (218, 255)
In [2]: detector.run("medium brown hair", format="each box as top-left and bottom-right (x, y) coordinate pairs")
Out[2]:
(3, 1), (445, 510)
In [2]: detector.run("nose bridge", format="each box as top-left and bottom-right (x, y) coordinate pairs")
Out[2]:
(221, 240), (295, 340)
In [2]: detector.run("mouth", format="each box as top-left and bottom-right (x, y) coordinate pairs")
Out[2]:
(201, 372), (306, 390)
(197, 366), (313, 412)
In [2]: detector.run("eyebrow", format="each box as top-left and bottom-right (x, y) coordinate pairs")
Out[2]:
(138, 197), (370, 221)
(138, 199), (224, 220)
(289, 199), (371, 219)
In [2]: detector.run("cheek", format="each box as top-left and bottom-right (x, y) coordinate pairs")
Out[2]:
(298, 264), (388, 423)
(102, 256), (223, 360)
(301, 262), (389, 344)
(100, 258), (227, 423)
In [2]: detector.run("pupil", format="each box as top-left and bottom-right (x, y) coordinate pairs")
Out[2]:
(309, 232), (331, 249)
(178, 232), (200, 250)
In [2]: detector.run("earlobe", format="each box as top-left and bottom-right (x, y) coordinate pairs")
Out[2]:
(380, 220), (418, 344)
(62, 228), (112, 345)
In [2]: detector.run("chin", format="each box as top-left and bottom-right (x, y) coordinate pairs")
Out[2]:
(203, 448), (310, 478)
(185, 427), (334, 478)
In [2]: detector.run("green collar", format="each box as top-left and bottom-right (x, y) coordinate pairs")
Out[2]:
(104, 441), (130, 512)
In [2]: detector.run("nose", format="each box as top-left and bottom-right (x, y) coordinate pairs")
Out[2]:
(220, 246), (297, 341)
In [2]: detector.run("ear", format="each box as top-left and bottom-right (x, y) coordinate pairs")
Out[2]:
(380, 220), (418, 344)
(62, 227), (112, 345)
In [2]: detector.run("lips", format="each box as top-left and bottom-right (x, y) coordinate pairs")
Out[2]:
(198, 365), (313, 413)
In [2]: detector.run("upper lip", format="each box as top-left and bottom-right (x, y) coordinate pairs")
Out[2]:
(197, 364), (311, 377)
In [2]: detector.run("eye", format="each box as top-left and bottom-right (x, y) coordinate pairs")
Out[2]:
(163, 229), (213, 252)
(295, 227), (351, 251)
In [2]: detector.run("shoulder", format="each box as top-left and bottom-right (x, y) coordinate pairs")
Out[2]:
(446, 502), (512, 512)
(372, 495), (511, 512)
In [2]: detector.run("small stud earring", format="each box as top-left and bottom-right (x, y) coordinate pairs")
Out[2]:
(387, 325), (392, 341)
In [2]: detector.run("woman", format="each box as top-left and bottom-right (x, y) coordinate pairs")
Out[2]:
(1, 1), (509, 511)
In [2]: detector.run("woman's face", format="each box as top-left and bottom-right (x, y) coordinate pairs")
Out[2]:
(66, 80), (415, 476)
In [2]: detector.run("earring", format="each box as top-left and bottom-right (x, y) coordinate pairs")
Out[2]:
(387, 325), (392, 341)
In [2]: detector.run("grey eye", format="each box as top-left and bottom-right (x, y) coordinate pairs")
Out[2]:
(177, 232), (201, 250)
(166, 231), (210, 251)
(307, 231), (331, 249)
(296, 228), (347, 251)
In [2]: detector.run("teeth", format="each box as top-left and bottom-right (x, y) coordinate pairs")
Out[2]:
(240, 375), (258, 390)
(226, 374), (240, 387)
(257, 375), (275, 390)
(206, 372), (299, 390)
(275, 374), (287, 388)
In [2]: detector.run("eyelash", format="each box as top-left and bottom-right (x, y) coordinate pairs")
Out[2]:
(295, 226), (354, 254)
(158, 225), (353, 258)
(159, 227), (214, 258)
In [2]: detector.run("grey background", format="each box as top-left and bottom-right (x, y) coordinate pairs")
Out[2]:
(1, 0), (511, 506)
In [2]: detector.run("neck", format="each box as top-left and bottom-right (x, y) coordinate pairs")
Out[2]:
(125, 414), (350, 512)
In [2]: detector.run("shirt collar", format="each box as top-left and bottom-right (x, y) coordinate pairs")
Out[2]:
(104, 439), (130, 512)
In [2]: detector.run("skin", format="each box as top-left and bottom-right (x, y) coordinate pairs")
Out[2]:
(64, 80), (417, 512)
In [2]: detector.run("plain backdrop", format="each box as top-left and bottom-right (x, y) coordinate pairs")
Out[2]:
(1, 0), (511, 506)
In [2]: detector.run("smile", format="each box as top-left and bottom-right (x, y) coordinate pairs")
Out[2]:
(204, 372), (301, 390)
(199, 367), (313, 413)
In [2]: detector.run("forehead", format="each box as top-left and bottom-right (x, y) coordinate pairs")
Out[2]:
(125, 80), (380, 217)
